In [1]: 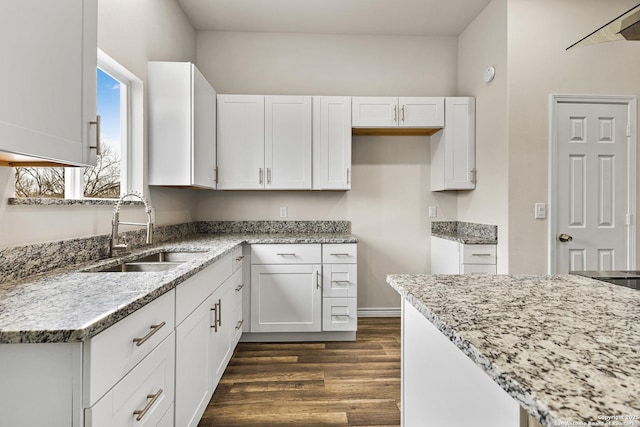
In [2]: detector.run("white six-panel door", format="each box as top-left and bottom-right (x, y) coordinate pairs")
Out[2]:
(553, 97), (636, 273)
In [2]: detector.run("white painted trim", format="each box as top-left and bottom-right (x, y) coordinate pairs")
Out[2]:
(358, 307), (401, 317)
(549, 94), (637, 273)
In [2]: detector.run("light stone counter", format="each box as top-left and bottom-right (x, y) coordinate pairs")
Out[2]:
(387, 273), (640, 427)
(0, 233), (357, 344)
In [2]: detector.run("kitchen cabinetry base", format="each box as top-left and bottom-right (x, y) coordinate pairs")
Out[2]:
(240, 331), (356, 342)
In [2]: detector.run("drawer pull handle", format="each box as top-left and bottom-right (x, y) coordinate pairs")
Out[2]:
(235, 283), (245, 292)
(235, 255), (245, 261)
(471, 253), (493, 257)
(332, 280), (351, 285)
(330, 253), (350, 256)
(316, 270), (321, 289)
(235, 319), (244, 331)
(132, 322), (166, 347)
(276, 253), (296, 256)
(133, 388), (163, 421)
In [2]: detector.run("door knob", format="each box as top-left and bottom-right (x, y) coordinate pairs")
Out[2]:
(558, 233), (573, 242)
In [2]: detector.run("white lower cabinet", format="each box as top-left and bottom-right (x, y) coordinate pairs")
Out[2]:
(251, 263), (322, 332)
(322, 244), (358, 332)
(431, 236), (496, 274)
(85, 333), (175, 427)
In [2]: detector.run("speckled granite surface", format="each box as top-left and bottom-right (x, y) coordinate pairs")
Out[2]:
(431, 220), (497, 244)
(197, 220), (351, 234)
(0, 232), (357, 344)
(387, 273), (640, 427)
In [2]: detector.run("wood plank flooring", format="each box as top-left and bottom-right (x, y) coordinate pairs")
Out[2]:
(198, 317), (401, 427)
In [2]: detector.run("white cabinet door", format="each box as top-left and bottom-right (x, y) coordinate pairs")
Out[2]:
(175, 297), (213, 427)
(265, 96), (312, 189)
(148, 62), (217, 188)
(430, 236), (461, 274)
(251, 264), (322, 333)
(352, 97), (398, 127)
(313, 97), (352, 190)
(217, 95), (265, 189)
(192, 66), (217, 188)
(0, 0), (97, 166)
(399, 97), (444, 128)
(322, 264), (357, 298)
(431, 97), (476, 191)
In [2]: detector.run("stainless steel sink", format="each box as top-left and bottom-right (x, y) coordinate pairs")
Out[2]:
(94, 262), (182, 273)
(83, 251), (206, 273)
(133, 251), (205, 263)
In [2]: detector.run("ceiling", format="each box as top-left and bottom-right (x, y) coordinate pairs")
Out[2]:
(176, 0), (492, 37)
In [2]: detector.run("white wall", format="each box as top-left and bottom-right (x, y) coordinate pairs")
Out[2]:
(195, 31), (459, 310)
(457, 0), (509, 273)
(507, 0), (640, 273)
(0, 0), (198, 247)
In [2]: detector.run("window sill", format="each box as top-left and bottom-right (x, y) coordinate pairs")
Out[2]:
(8, 198), (144, 207)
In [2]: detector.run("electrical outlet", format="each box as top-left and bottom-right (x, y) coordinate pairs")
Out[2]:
(428, 206), (437, 218)
(279, 206), (288, 218)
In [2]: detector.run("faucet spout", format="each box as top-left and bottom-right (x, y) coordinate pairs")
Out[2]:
(110, 192), (155, 257)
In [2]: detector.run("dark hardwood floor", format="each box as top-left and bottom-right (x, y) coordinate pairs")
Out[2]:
(198, 317), (401, 427)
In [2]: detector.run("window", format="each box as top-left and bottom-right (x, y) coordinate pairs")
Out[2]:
(14, 50), (140, 200)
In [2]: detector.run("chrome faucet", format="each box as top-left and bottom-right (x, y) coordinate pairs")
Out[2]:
(111, 192), (154, 257)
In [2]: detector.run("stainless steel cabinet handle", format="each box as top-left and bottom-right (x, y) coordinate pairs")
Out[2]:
(471, 253), (493, 257)
(471, 168), (477, 184)
(401, 105), (405, 122)
(235, 319), (244, 331)
(267, 168), (272, 184)
(393, 105), (397, 122)
(330, 253), (350, 256)
(215, 166), (219, 184)
(210, 301), (220, 332)
(558, 233), (573, 242)
(259, 168), (263, 184)
(276, 253), (296, 256)
(332, 280), (351, 285)
(235, 255), (245, 261)
(316, 270), (321, 289)
(347, 168), (350, 185)
(133, 389), (163, 421)
(132, 321), (166, 347)
(89, 115), (101, 156)
(235, 283), (245, 292)
(217, 298), (222, 327)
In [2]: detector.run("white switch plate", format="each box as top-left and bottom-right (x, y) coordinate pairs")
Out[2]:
(428, 206), (437, 218)
(279, 206), (288, 218)
(534, 203), (546, 219)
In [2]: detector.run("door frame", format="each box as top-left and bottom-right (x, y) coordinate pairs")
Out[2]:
(548, 94), (637, 274)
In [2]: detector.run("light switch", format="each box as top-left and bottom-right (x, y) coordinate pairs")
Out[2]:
(428, 206), (437, 218)
(534, 203), (546, 219)
(279, 206), (288, 218)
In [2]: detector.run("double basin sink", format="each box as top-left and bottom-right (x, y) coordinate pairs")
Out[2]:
(84, 251), (206, 273)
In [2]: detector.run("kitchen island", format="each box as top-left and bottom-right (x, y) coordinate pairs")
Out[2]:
(387, 274), (640, 427)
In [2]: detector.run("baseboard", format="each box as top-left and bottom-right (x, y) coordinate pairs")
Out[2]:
(357, 307), (401, 317)
(240, 331), (356, 342)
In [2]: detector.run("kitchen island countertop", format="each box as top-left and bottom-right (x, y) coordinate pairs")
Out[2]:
(387, 273), (640, 427)
(0, 232), (357, 344)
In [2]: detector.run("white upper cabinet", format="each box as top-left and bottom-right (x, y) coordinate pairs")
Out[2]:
(352, 97), (444, 128)
(217, 95), (312, 190)
(431, 97), (476, 191)
(148, 62), (217, 189)
(265, 96), (312, 190)
(312, 97), (352, 190)
(0, 0), (98, 167)
(217, 95), (265, 190)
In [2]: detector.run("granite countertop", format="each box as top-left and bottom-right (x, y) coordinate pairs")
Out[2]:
(431, 220), (498, 245)
(386, 274), (640, 427)
(0, 232), (357, 344)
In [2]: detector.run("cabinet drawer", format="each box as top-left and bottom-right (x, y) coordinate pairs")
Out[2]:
(461, 264), (497, 275)
(85, 333), (175, 427)
(84, 290), (175, 407)
(323, 264), (357, 298)
(322, 243), (357, 264)
(322, 298), (357, 331)
(176, 253), (232, 325)
(461, 244), (496, 265)
(232, 245), (245, 272)
(251, 244), (321, 265)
